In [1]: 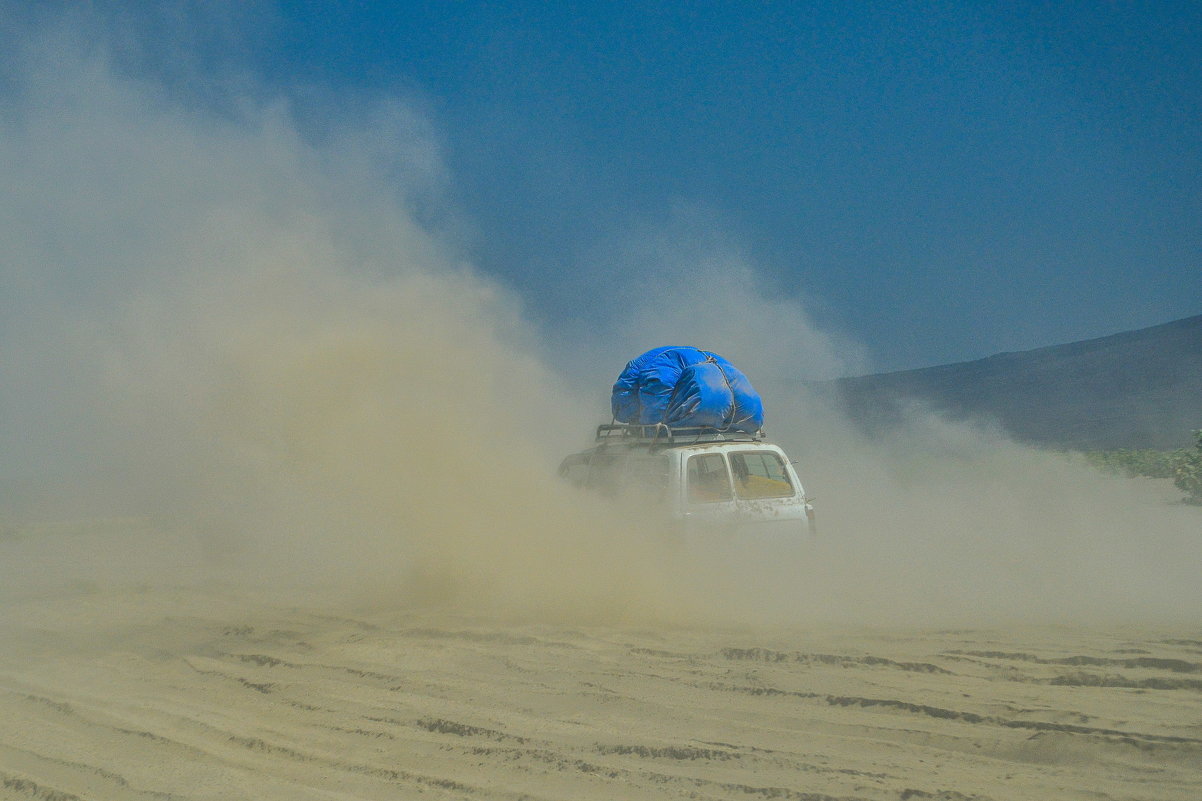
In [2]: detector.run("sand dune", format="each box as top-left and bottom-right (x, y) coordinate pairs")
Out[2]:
(2, 575), (1200, 801)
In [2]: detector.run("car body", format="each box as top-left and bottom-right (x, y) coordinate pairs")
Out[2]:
(559, 424), (815, 539)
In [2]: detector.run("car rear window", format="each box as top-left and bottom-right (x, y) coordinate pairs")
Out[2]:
(730, 452), (794, 499)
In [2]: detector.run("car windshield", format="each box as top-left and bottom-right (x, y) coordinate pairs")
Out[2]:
(730, 451), (794, 499)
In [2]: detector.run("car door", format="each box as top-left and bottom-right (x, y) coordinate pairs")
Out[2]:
(728, 449), (809, 536)
(681, 451), (737, 531)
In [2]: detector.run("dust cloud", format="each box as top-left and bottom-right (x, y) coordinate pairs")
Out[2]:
(573, 229), (1202, 628)
(2, 19), (1200, 632)
(0, 24), (677, 622)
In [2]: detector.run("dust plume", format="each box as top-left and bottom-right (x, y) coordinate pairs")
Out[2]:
(0, 22), (679, 621)
(587, 225), (1202, 628)
(2, 15), (1199, 632)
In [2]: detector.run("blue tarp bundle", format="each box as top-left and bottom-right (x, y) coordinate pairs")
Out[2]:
(611, 346), (765, 433)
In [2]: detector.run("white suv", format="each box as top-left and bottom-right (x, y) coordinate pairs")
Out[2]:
(559, 424), (815, 538)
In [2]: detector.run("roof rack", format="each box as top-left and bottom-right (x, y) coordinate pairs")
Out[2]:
(595, 422), (764, 446)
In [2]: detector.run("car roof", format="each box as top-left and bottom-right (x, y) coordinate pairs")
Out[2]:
(567, 440), (786, 459)
(661, 441), (786, 453)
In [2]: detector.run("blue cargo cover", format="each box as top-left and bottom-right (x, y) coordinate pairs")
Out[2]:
(611, 346), (764, 433)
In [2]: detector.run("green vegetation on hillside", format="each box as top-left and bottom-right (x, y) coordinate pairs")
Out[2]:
(1084, 448), (1186, 479)
(1085, 430), (1202, 504)
(1174, 430), (1202, 505)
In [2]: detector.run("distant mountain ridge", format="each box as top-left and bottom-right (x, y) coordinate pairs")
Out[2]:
(828, 314), (1202, 451)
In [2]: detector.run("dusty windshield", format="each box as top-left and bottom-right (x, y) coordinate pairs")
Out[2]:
(729, 451), (794, 499)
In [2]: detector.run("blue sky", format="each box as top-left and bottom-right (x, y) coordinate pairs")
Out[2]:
(7, 1), (1202, 371)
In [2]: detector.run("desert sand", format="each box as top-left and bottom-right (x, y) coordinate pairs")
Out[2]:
(2, 524), (1200, 801)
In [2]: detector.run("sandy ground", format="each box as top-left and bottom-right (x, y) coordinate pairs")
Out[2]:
(2, 538), (1201, 801)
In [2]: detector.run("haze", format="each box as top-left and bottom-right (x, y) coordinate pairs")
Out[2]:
(2, 10), (1200, 799)
(1, 11), (1198, 628)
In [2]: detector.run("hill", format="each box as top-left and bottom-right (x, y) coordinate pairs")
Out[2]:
(827, 314), (1202, 451)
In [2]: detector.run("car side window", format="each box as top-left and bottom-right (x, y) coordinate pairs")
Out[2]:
(687, 454), (732, 503)
(621, 454), (671, 503)
(730, 452), (795, 499)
